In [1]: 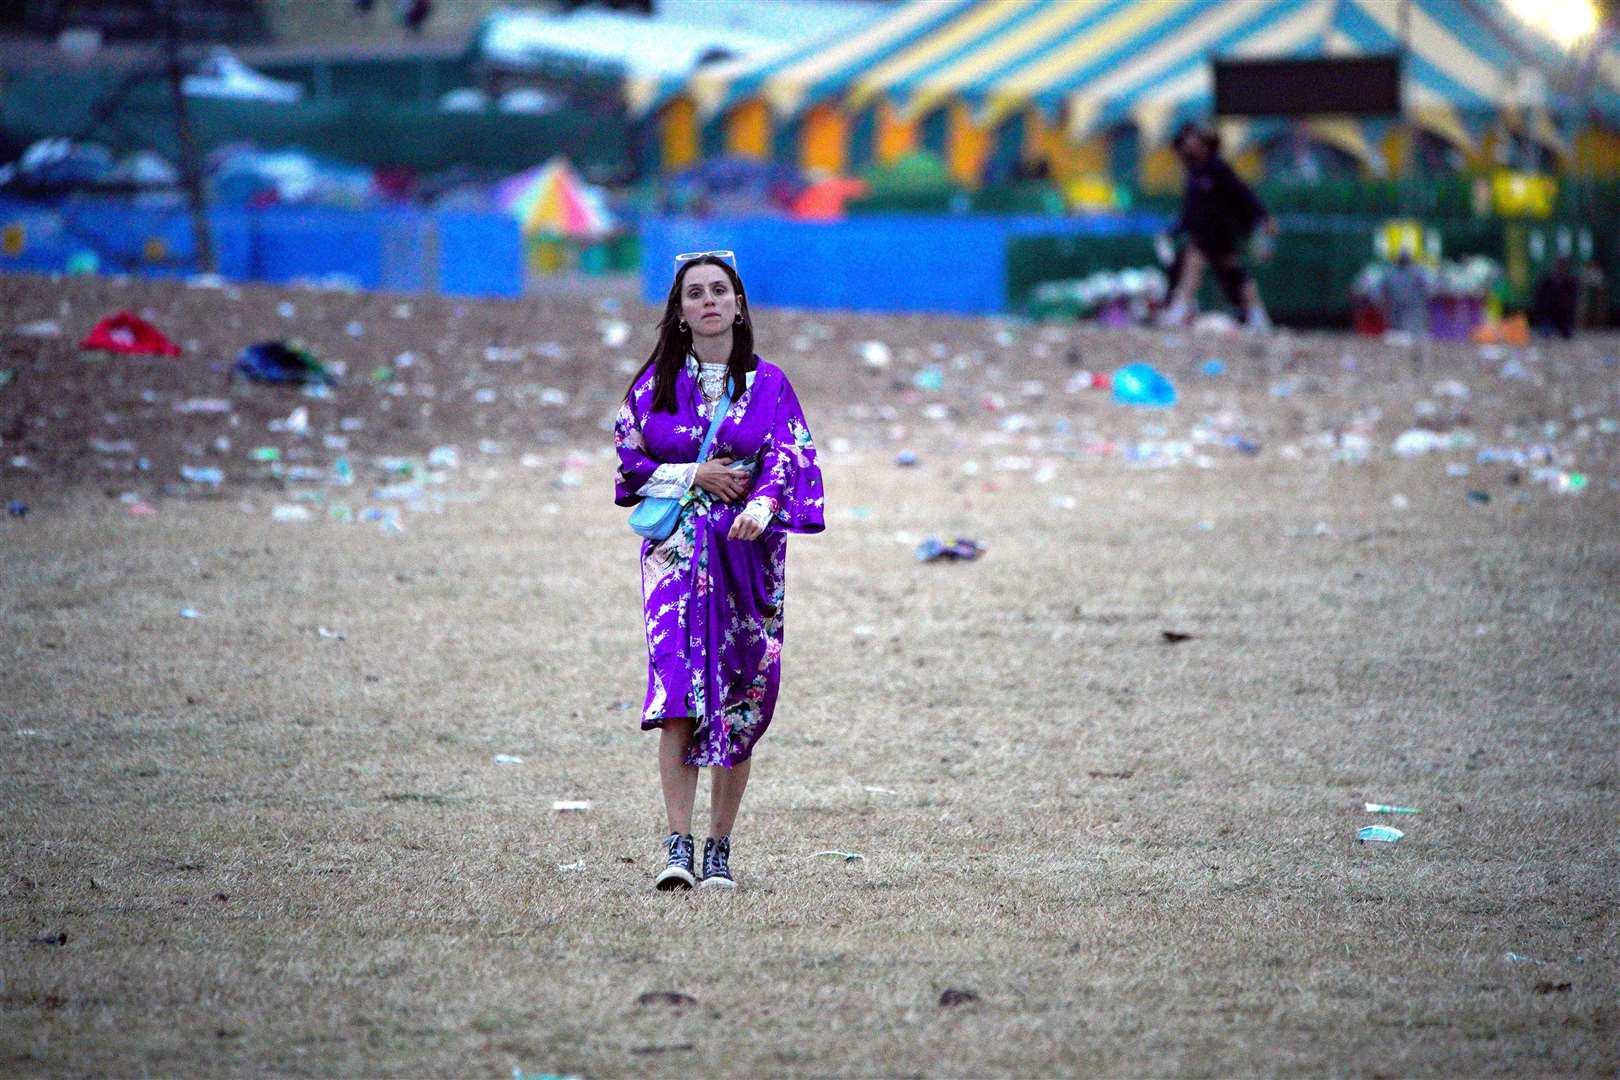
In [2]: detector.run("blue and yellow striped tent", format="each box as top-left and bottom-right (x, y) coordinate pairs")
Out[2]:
(633, 0), (1620, 185)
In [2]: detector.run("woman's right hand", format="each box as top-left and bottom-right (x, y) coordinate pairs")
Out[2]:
(694, 458), (748, 502)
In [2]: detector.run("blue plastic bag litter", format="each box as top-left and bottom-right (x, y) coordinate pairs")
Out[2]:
(1111, 363), (1176, 408)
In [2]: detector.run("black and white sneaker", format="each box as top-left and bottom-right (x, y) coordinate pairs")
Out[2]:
(700, 835), (735, 889)
(655, 832), (695, 891)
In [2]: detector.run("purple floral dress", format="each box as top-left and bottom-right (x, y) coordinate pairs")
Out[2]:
(614, 355), (825, 767)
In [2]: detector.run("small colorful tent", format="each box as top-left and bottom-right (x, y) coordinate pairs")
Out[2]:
(79, 311), (182, 357)
(496, 157), (615, 238)
(789, 176), (870, 219)
(638, 0), (1620, 183)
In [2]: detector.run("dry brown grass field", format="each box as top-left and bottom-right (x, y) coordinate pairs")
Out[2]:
(2, 273), (1617, 1078)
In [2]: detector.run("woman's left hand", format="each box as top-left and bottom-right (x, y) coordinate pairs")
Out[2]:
(727, 514), (764, 542)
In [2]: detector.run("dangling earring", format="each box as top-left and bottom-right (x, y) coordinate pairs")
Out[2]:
(734, 311), (744, 325)
(677, 319), (688, 332)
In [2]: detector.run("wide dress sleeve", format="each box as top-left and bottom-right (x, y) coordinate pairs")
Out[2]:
(749, 373), (825, 534)
(613, 394), (662, 507)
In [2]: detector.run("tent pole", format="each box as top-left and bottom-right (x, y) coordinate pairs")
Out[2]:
(1398, 0), (1412, 217)
(159, 0), (216, 275)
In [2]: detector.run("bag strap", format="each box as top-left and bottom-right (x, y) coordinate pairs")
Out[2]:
(694, 383), (734, 464)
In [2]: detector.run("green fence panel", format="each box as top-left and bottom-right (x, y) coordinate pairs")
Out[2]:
(969, 182), (1066, 215)
(0, 69), (632, 175)
(1251, 221), (1375, 321)
(1005, 232), (1158, 309)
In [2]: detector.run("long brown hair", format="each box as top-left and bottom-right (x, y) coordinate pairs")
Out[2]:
(626, 255), (755, 413)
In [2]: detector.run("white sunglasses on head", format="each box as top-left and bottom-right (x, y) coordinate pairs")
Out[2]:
(674, 249), (738, 271)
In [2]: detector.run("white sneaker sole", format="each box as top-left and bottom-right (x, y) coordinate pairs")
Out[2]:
(698, 876), (736, 890)
(654, 866), (695, 890)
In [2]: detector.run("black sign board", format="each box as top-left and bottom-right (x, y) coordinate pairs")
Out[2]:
(1213, 56), (1402, 117)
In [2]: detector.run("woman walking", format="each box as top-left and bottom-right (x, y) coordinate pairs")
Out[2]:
(614, 253), (825, 891)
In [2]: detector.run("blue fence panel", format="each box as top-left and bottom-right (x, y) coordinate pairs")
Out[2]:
(0, 198), (524, 297)
(245, 207), (386, 288)
(0, 202), (72, 273)
(639, 213), (1174, 314)
(437, 212), (524, 298)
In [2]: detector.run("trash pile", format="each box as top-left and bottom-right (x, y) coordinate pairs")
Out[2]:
(1024, 267), (1168, 326)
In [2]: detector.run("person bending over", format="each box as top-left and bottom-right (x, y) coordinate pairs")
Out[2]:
(1161, 121), (1278, 332)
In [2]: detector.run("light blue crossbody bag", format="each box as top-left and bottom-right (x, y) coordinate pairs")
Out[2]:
(628, 383), (734, 542)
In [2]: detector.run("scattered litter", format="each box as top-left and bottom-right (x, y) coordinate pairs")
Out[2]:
(180, 465), (224, 486)
(178, 608), (202, 618)
(1503, 951), (1545, 964)
(859, 341), (892, 370)
(317, 626), (345, 640)
(7, 500), (26, 518)
(635, 991), (696, 1007)
(271, 504), (312, 522)
(362, 507), (404, 534)
(809, 850), (864, 862)
(938, 988), (979, 1007)
(371, 482), (422, 501)
(556, 861), (584, 872)
(863, 786), (897, 795)
(493, 754), (523, 765)
(13, 319), (62, 338)
(1392, 429), (1443, 457)
(1467, 490), (1491, 504)
(1225, 435), (1262, 455)
(912, 366), (944, 391)
(427, 445), (460, 469)
(915, 537), (984, 562)
(1160, 630), (1194, 644)
(249, 446), (281, 462)
(1357, 825), (1404, 843)
(1534, 981), (1572, 994)
(552, 800), (590, 812)
(1364, 803), (1419, 814)
(267, 406), (309, 435)
(1200, 359), (1226, 376)
(1087, 769), (1135, 780)
(0, 369), (14, 389)
(172, 397), (232, 414)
